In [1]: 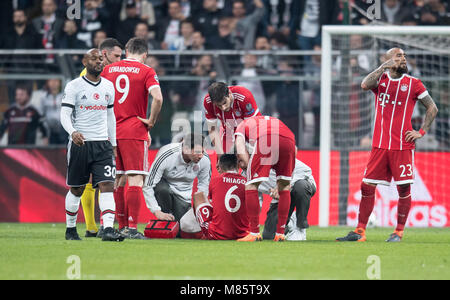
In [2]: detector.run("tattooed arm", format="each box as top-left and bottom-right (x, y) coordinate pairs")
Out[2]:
(405, 95), (438, 143)
(361, 58), (398, 91)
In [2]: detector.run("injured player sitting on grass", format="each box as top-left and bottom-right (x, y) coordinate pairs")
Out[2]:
(180, 154), (250, 240)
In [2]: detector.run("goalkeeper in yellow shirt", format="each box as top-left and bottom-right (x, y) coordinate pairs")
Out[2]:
(80, 38), (123, 237)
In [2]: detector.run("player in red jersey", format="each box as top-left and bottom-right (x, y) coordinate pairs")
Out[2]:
(337, 48), (438, 243)
(204, 82), (262, 155)
(234, 115), (296, 242)
(193, 154), (249, 240)
(101, 38), (163, 238)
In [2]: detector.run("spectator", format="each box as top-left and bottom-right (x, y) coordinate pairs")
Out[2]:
(290, 0), (339, 50)
(134, 22), (160, 50)
(117, 1), (142, 46)
(254, 36), (276, 71)
(119, 0), (156, 28)
(0, 83), (49, 145)
(229, 0), (265, 50)
(237, 53), (266, 113)
(3, 9), (42, 49)
(171, 18), (196, 50)
(31, 0), (64, 61)
(156, 0), (187, 50)
(34, 79), (67, 145)
(76, 0), (109, 48)
(379, 0), (415, 24)
(190, 55), (218, 110)
(92, 29), (107, 49)
(55, 19), (88, 49)
(206, 16), (234, 49)
(191, 31), (207, 51)
(416, 0), (449, 25)
(262, 0), (292, 37)
(194, 0), (224, 45)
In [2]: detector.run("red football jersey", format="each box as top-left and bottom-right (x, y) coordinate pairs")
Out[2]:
(204, 86), (261, 134)
(235, 115), (296, 144)
(371, 72), (428, 150)
(208, 172), (249, 240)
(102, 58), (160, 141)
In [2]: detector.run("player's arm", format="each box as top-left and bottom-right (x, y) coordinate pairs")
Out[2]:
(197, 153), (212, 198)
(361, 58), (398, 91)
(60, 83), (85, 146)
(235, 133), (249, 170)
(142, 150), (175, 221)
(206, 120), (224, 156)
(137, 86), (163, 131)
(405, 94), (438, 142)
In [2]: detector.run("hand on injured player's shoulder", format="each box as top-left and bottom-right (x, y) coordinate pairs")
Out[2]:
(71, 131), (85, 146)
(154, 210), (175, 221)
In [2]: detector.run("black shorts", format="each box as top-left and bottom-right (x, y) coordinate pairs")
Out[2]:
(66, 140), (115, 188)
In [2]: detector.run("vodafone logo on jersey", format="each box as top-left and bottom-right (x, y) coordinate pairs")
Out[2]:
(80, 105), (107, 111)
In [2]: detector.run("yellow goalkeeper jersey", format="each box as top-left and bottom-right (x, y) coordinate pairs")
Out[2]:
(80, 68), (87, 77)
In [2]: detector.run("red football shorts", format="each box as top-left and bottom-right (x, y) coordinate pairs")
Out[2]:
(115, 139), (150, 175)
(246, 135), (296, 185)
(363, 147), (415, 186)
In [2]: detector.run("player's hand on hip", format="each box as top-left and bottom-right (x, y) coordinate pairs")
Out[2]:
(71, 131), (85, 146)
(137, 116), (154, 131)
(405, 130), (423, 143)
(154, 210), (175, 221)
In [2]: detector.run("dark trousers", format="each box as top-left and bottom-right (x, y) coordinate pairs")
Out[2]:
(262, 179), (316, 240)
(154, 179), (192, 223)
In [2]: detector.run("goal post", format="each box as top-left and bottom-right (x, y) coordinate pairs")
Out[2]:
(319, 25), (450, 227)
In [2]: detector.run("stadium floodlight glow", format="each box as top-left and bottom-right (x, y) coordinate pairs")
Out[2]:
(319, 25), (450, 227)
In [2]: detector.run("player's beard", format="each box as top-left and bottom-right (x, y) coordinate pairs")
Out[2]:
(395, 64), (408, 75)
(87, 66), (102, 77)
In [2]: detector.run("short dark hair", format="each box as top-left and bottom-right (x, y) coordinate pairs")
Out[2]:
(182, 133), (205, 149)
(125, 37), (148, 55)
(208, 82), (229, 103)
(99, 38), (123, 51)
(15, 82), (32, 96)
(218, 154), (238, 171)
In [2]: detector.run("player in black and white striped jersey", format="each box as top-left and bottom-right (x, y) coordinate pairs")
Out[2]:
(60, 49), (123, 242)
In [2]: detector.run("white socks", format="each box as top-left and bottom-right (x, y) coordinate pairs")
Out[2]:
(99, 192), (116, 229)
(66, 190), (116, 229)
(65, 191), (81, 228)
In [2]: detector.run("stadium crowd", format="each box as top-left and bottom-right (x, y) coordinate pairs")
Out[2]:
(0, 0), (449, 147)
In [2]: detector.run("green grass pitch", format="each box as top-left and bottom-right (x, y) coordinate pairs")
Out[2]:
(0, 223), (449, 280)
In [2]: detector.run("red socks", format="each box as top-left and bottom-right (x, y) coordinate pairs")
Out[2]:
(245, 190), (260, 234)
(114, 186), (127, 230)
(396, 185), (411, 231)
(126, 186), (142, 229)
(357, 182), (376, 229)
(277, 190), (291, 234)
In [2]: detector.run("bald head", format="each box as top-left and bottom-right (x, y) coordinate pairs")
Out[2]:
(83, 49), (104, 78)
(386, 47), (408, 75)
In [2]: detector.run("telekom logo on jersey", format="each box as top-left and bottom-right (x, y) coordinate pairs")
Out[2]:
(378, 93), (403, 107)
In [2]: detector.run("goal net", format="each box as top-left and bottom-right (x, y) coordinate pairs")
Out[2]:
(319, 26), (450, 227)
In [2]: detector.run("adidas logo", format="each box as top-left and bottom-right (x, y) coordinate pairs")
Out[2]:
(81, 95), (87, 100)
(380, 83), (386, 87)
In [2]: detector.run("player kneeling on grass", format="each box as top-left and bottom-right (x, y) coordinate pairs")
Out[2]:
(258, 158), (316, 241)
(142, 133), (211, 237)
(189, 154), (250, 240)
(60, 49), (124, 242)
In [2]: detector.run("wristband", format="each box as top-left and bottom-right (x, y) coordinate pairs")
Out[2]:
(419, 129), (426, 136)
